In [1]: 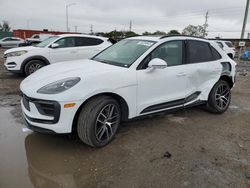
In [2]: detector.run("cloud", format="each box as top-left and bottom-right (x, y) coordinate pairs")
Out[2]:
(0, 0), (249, 38)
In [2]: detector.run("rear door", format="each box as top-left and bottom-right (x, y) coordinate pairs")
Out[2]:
(184, 40), (222, 104)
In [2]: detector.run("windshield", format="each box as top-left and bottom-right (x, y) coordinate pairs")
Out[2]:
(93, 39), (155, 67)
(35, 36), (59, 47)
(225, 42), (234, 48)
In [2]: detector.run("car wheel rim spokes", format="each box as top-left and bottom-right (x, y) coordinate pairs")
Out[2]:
(29, 63), (42, 74)
(95, 104), (119, 142)
(215, 84), (230, 109)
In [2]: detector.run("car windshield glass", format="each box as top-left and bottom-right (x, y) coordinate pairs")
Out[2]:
(93, 39), (155, 67)
(225, 42), (234, 48)
(35, 36), (59, 47)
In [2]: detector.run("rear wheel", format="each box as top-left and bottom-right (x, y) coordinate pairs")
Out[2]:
(77, 96), (121, 148)
(24, 60), (45, 76)
(206, 80), (231, 114)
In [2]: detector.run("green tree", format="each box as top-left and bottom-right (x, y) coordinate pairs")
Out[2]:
(182, 25), (206, 37)
(0, 21), (11, 32)
(167, 30), (180, 35)
(152, 30), (166, 35)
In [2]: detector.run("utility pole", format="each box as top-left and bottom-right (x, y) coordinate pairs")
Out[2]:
(241, 0), (250, 39)
(203, 11), (209, 37)
(66, 3), (76, 32)
(90, 24), (93, 34)
(74, 25), (78, 32)
(129, 20), (132, 32)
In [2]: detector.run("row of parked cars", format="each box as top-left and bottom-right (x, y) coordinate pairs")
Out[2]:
(2, 34), (237, 148)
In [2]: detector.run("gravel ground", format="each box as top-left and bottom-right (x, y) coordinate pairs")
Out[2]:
(0, 47), (250, 188)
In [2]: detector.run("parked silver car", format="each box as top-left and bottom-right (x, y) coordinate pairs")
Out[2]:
(0, 37), (24, 48)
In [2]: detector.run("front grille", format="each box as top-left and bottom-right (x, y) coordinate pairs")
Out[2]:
(23, 95), (30, 111)
(22, 93), (61, 124)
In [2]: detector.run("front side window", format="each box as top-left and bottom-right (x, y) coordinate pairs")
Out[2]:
(187, 40), (214, 63)
(93, 39), (155, 67)
(151, 41), (183, 66)
(55, 37), (76, 48)
(3, 38), (11, 41)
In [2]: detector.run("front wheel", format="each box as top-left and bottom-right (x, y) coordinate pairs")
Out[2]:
(206, 80), (231, 114)
(77, 96), (121, 148)
(24, 60), (45, 76)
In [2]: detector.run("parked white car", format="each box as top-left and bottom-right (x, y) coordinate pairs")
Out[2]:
(0, 37), (24, 48)
(214, 40), (235, 59)
(4, 34), (113, 75)
(26, 34), (55, 43)
(20, 36), (236, 147)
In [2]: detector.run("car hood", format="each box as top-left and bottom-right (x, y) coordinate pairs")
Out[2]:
(20, 59), (126, 95)
(4, 46), (40, 54)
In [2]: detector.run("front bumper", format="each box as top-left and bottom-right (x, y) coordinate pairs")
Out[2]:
(21, 94), (82, 134)
(4, 56), (24, 72)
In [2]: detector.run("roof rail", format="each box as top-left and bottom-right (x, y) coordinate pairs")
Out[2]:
(160, 34), (206, 40)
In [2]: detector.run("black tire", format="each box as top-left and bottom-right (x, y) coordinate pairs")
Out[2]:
(77, 96), (121, 148)
(24, 60), (45, 76)
(206, 80), (231, 114)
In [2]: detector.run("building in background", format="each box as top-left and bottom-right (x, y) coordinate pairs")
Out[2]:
(13, 29), (80, 39)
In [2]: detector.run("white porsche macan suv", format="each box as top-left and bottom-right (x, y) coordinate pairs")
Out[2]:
(20, 35), (236, 147)
(4, 34), (113, 76)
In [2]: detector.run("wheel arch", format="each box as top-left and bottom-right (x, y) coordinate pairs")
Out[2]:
(21, 55), (50, 72)
(72, 92), (130, 133)
(219, 75), (234, 88)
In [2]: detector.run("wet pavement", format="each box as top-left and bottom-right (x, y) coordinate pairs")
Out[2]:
(0, 48), (250, 188)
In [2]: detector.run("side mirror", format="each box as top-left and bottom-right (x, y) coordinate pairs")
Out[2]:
(50, 43), (59, 49)
(147, 58), (167, 70)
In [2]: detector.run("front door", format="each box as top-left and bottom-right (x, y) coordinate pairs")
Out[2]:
(49, 37), (79, 63)
(136, 40), (188, 115)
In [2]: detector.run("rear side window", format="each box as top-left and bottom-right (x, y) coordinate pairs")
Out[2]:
(75, 37), (104, 47)
(211, 46), (221, 60)
(187, 40), (214, 63)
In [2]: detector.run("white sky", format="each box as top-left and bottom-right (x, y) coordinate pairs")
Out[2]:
(0, 0), (249, 38)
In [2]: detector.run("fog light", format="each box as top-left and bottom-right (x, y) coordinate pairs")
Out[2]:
(64, 103), (76, 108)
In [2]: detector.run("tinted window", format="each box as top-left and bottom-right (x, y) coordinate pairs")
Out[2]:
(211, 47), (221, 60)
(187, 41), (214, 63)
(11, 38), (21, 41)
(3, 38), (11, 41)
(151, 41), (183, 66)
(75, 37), (103, 46)
(56, 37), (76, 48)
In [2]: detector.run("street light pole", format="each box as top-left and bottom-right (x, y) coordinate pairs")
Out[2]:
(66, 3), (76, 32)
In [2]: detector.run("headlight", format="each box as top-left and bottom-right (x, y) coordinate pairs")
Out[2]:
(37, 77), (81, 94)
(6, 50), (27, 57)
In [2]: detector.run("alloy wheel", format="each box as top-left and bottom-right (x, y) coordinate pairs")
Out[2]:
(95, 104), (120, 142)
(29, 63), (42, 74)
(215, 83), (230, 110)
